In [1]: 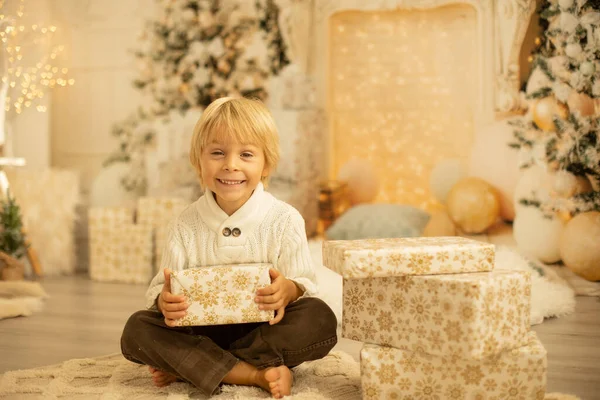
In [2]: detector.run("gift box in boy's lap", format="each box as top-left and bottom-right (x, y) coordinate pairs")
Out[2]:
(360, 332), (547, 400)
(170, 264), (274, 326)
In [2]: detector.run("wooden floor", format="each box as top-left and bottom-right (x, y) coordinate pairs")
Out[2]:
(1, 275), (599, 399)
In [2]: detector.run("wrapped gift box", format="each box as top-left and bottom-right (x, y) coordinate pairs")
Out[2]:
(323, 237), (495, 278)
(136, 197), (189, 272)
(136, 197), (189, 229)
(343, 269), (531, 359)
(89, 223), (153, 284)
(170, 264), (274, 326)
(360, 331), (547, 400)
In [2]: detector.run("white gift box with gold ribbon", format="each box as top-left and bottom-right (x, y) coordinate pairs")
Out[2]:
(343, 269), (531, 359)
(360, 331), (547, 400)
(170, 264), (275, 326)
(323, 237), (495, 278)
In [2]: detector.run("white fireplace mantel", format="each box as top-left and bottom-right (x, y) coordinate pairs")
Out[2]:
(276, 0), (536, 123)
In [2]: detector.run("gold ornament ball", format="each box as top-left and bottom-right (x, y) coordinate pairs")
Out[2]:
(567, 92), (595, 117)
(422, 210), (456, 237)
(446, 177), (500, 234)
(560, 211), (600, 281)
(532, 97), (568, 132)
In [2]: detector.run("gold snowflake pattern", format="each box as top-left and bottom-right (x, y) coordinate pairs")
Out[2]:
(343, 267), (530, 361)
(375, 363), (399, 384)
(414, 376), (442, 400)
(461, 365), (484, 385)
(361, 332), (545, 399)
(223, 292), (241, 310)
(232, 271), (251, 290)
(445, 384), (465, 399)
(324, 237), (494, 278)
(170, 264), (272, 326)
(361, 383), (380, 400)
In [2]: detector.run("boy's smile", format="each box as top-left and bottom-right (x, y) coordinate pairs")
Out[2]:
(201, 140), (269, 215)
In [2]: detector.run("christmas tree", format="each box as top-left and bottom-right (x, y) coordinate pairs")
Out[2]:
(105, 0), (289, 193)
(511, 0), (600, 217)
(0, 191), (29, 259)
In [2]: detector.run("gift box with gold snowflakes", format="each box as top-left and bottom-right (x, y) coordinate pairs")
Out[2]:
(343, 269), (531, 359)
(323, 237), (495, 279)
(88, 207), (153, 284)
(136, 197), (188, 229)
(170, 264), (274, 326)
(360, 331), (547, 400)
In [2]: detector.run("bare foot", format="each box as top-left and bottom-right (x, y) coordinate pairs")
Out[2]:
(257, 366), (293, 399)
(148, 366), (179, 387)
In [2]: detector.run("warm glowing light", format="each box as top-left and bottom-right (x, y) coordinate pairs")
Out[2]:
(0, 0), (73, 114)
(330, 7), (477, 210)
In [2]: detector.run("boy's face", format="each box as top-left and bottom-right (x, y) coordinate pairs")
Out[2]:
(200, 139), (269, 215)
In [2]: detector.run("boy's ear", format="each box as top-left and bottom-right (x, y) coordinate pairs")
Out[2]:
(261, 165), (271, 178)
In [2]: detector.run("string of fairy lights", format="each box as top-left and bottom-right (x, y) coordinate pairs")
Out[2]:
(0, 0), (73, 115)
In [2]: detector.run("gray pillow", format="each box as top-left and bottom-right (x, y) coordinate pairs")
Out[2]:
(325, 204), (430, 240)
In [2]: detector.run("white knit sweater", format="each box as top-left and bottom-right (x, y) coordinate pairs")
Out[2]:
(145, 182), (318, 309)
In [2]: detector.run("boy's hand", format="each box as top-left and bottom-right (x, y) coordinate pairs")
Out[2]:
(255, 269), (300, 325)
(157, 268), (188, 327)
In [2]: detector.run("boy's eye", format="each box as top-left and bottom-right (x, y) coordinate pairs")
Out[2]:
(211, 151), (224, 156)
(241, 152), (253, 158)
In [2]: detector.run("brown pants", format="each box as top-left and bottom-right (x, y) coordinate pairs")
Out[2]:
(120, 297), (338, 396)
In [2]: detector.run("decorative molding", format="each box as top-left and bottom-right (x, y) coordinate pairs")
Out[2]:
(314, 0), (490, 24)
(495, 0), (536, 113)
(305, 0), (535, 120)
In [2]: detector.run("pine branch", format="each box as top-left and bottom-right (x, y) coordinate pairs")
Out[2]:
(528, 87), (553, 99)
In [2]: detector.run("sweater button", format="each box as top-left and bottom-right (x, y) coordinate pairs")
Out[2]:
(222, 227), (231, 237)
(232, 227), (241, 237)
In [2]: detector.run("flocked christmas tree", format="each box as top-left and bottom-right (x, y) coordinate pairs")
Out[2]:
(105, 0), (289, 192)
(511, 0), (600, 217)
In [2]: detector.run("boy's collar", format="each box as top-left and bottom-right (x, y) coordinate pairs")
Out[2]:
(196, 182), (275, 246)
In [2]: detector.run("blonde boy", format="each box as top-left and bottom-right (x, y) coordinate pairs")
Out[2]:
(120, 97), (337, 398)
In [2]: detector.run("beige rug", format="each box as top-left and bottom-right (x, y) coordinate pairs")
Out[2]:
(0, 281), (48, 320)
(0, 351), (580, 400)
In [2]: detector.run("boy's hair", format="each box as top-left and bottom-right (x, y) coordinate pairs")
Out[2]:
(189, 97), (280, 187)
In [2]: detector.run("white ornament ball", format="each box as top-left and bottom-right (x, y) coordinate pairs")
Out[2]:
(337, 159), (380, 205)
(446, 177), (500, 234)
(554, 171), (592, 197)
(560, 211), (600, 281)
(422, 210), (456, 237)
(558, 0), (574, 9)
(513, 166), (554, 213)
(468, 119), (522, 221)
(90, 163), (140, 208)
(560, 12), (579, 33)
(565, 43), (583, 58)
(429, 159), (467, 204)
(580, 61), (596, 77)
(514, 207), (565, 263)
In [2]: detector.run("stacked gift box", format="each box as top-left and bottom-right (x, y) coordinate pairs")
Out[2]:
(88, 197), (188, 284)
(323, 237), (547, 400)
